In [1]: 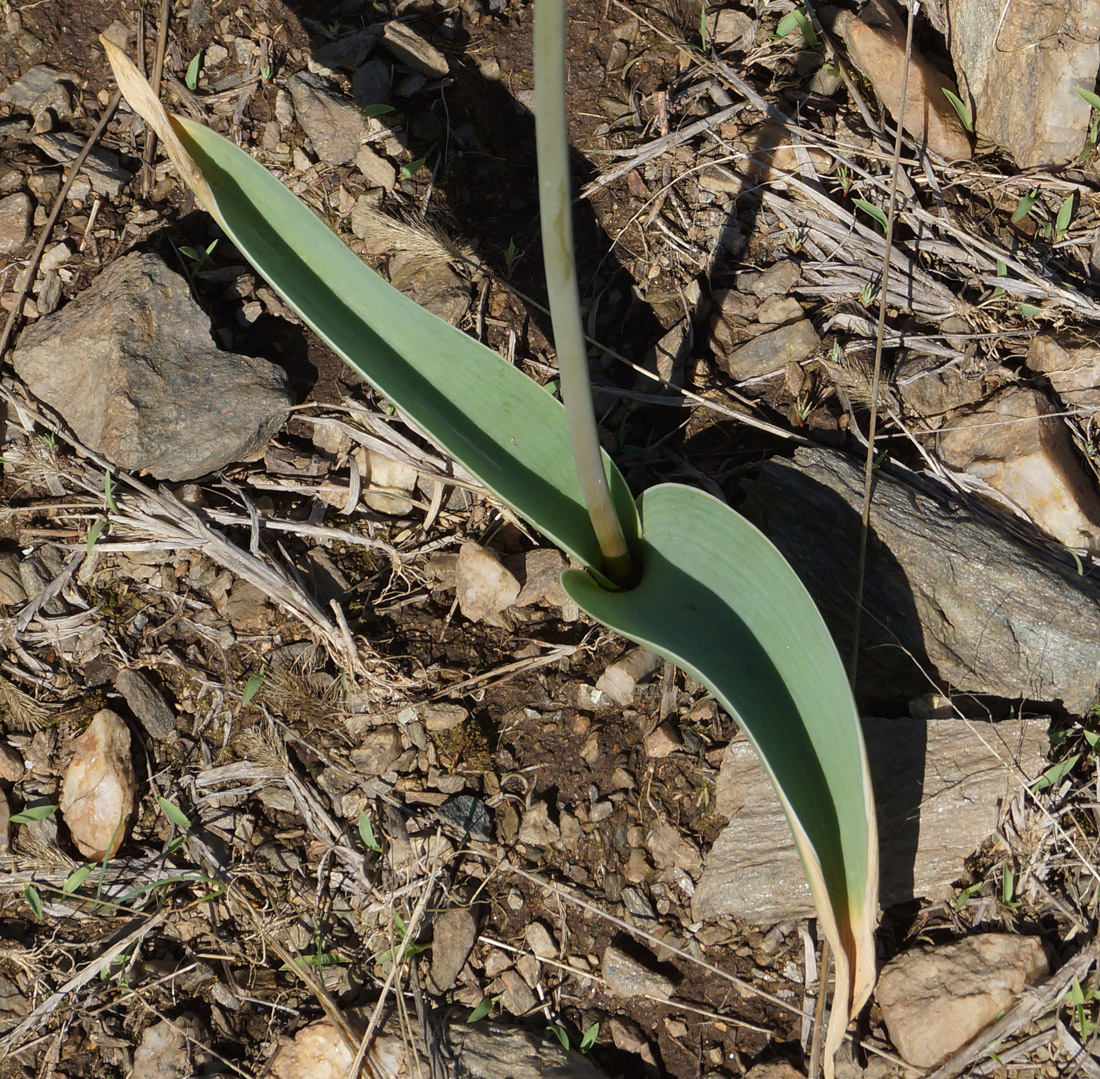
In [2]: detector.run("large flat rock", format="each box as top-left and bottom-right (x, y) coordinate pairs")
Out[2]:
(693, 717), (1048, 923)
(745, 446), (1100, 712)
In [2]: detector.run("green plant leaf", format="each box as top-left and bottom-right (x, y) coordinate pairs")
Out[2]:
(86, 518), (107, 554)
(104, 471), (118, 513)
(579, 1021), (599, 1052)
(941, 87), (974, 133)
(1055, 195), (1075, 240)
(852, 198), (889, 232)
(242, 666), (265, 705)
(545, 1024), (570, 1051)
(561, 483), (877, 1063)
(185, 51), (202, 91)
(1012, 189), (1038, 223)
(24, 884), (43, 919)
(1076, 87), (1100, 111)
(359, 103), (395, 117)
(156, 796), (193, 831)
(358, 810), (382, 852)
(63, 864), (95, 893)
(399, 156), (426, 179)
(775, 7), (819, 45)
(467, 995), (499, 1023)
(11, 804), (57, 824)
(163, 114), (637, 582)
(1018, 303), (1043, 318)
(1031, 753), (1079, 792)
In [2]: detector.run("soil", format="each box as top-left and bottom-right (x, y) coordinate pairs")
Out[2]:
(0, 0), (1096, 1077)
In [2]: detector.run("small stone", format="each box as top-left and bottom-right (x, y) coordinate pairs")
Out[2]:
(841, 0), (971, 160)
(745, 1063), (804, 1079)
(312, 28), (381, 73)
(0, 742), (24, 783)
(350, 726), (404, 776)
(601, 944), (675, 1000)
(114, 668), (176, 740)
(755, 295), (803, 326)
(877, 934), (1049, 1068)
(269, 1020), (354, 1079)
(387, 253), (471, 326)
(525, 921), (556, 958)
(609, 1017), (658, 1066)
(59, 709), (136, 861)
(644, 721), (682, 758)
(380, 22), (449, 79)
(752, 259), (800, 299)
(513, 548), (570, 609)
(517, 800), (560, 848)
(32, 132), (132, 197)
(708, 8), (754, 48)
(647, 818), (703, 878)
(0, 552), (27, 605)
(456, 541), (520, 623)
(358, 448), (417, 515)
(421, 703), (467, 732)
(1028, 331), (1100, 409)
(894, 353), (984, 417)
(288, 71), (367, 166)
(0, 788), (9, 854)
(0, 192), (32, 254)
(428, 903), (479, 994)
(720, 319), (820, 382)
(224, 581), (272, 634)
(499, 968), (537, 1016)
(595, 646), (660, 707)
(132, 1016), (208, 1079)
(352, 58), (391, 109)
(274, 88), (294, 127)
(0, 64), (75, 115)
(12, 252), (293, 480)
(355, 144), (396, 191)
(937, 385), (1100, 552)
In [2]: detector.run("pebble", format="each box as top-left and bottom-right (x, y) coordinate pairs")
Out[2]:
(601, 943), (676, 1000)
(0, 192), (32, 254)
(59, 709), (136, 861)
(114, 668), (177, 741)
(350, 726), (405, 776)
(455, 541), (520, 623)
(288, 71), (367, 166)
(719, 319), (820, 382)
(524, 921), (556, 958)
(0, 742), (24, 782)
(355, 144), (396, 191)
(427, 903), (479, 994)
(517, 801), (560, 848)
(380, 22), (449, 79)
(595, 646), (660, 707)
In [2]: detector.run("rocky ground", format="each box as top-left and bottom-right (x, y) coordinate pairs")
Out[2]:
(1, 0), (1100, 1077)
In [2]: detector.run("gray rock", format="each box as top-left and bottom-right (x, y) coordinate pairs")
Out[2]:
(0, 64), (75, 116)
(693, 717), (1048, 923)
(1027, 330), (1100, 409)
(132, 1015), (209, 1079)
(355, 144), (396, 191)
(937, 385), (1100, 552)
(0, 192), (31, 254)
(0, 552), (27, 606)
(225, 581), (272, 634)
(350, 726), (404, 776)
(745, 446), (1100, 711)
(312, 28), (381, 72)
(601, 943), (676, 1000)
(752, 258), (799, 299)
(12, 252), (293, 480)
(388, 253), (472, 327)
(31, 132), (132, 197)
(499, 969), (537, 1016)
(707, 8), (754, 49)
(947, 0), (1100, 167)
(114, 668), (176, 741)
(352, 58), (391, 109)
(719, 319), (819, 381)
(427, 902), (479, 994)
(287, 71), (367, 166)
(877, 934), (1048, 1067)
(380, 22), (449, 79)
(894, 352), (985, 417)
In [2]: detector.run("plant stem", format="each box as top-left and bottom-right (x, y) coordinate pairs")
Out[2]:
(533, 0), (633, 586)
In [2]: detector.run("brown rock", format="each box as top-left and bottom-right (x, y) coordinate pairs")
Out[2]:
(595, 646), (660, 707)
(0, 741), (25, 783)
(114, 668), (176, 741)
(225, 581), (273, 634)
(0, 192), (32, 254)
(1027, 330), (1100, 409)
(877, 934), (1049, 1067)
(59, 709), (135, 861)
(380, 22), (449, 79)
(947, 0), (1099, 167)
(427, 902), (480, 994)
(287, 72), (366, 166)
(269, 1020), (354, 1079)
(601, 943), (676, 1000)
(720, 319), (820, 382)
(842, 0), (971, 160)
(937, 385), (1100, 552)
(12, 253), (293, 480)
(456, 541), (520, 623)
(350, 726), (404, 776)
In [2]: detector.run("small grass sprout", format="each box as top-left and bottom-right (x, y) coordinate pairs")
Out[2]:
(467, 995), (500, 1023)
(775, 6), (819, 46)
(852, 198), (889, 232)
(179, 238), (218, 280)
(1053, 194), (1075, 242)
(1075, 87), (1100, 160)
(399, 156), (426, 180)
(941, 87), (974, 134)
(1011, 189), (1038, 223)
(185, 51), (203, 91)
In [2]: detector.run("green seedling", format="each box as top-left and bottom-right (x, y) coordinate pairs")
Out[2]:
(260, 64), (273, 83)
(941, 88), (973, 134)
(991, 258), (1008, 300)
(1018, 302), (1043, 318)
(179, 238), (218, 279)
(954, 880), (984, 911)
(1030, 752), (1079, 793)
(357, 810), (383, 852)
(545, 1024), (570, 1050)
(241, 666), (265, 705)
(699, 0), (708, 49)
(86, 518), (107, 554)
(157, 796), (193, 832)
(775, 7), (819, 46)
(579, 1021), (600, 1052)
(23, 884), (43, 919)
(359, 103), (395, 117)
(1053, 194), (1075, 242)
(859, 281), (878, 307)
(1066, 977), (1100, 1038)
(399, 157), (426, 180)
(836, 163), (853, 196)
(1075, 88), (1100, 161)
(104, 22), (877, 1073)
(467, 995), (500, 1023)
(1011, 189), (1038, 223)
(1000, 866), (1021, 910)
(10, 804), (57, 824)
(377, 911), (430, 965)
(852, 198), (889, 232)
(504, 237), (520, 274)
(185, 52), (203, 92)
